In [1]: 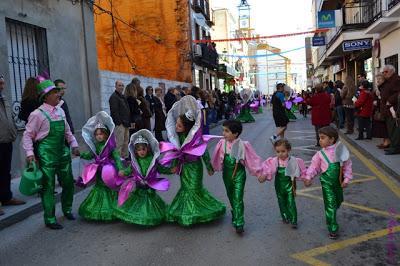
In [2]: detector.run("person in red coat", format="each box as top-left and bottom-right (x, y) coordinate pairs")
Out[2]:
(306, 84), (332, 146)
(354, 80), (374, 140)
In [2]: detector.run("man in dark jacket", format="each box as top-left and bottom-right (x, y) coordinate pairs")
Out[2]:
(54, 79), (74, 134)
(109, 80), (130, 158)
(382, 65), (400, 155)
(164, 87), (177, 113)
(0, 76), (25, 215)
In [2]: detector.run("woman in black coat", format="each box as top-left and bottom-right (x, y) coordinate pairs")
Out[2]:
(153, 87), (166, 141)
(124, 83), (142, 136)
(137, 86), (152, 130)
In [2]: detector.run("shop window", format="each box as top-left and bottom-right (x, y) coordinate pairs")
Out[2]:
(6, 18), (49, 128)
(384, 54), (398, 74)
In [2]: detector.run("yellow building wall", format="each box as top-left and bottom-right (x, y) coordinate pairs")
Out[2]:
(94, 0), (192, 83)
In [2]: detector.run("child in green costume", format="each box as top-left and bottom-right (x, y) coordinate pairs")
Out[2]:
(79, 111), (125, 222)
(211, 120), (263, 234)
(114, 129), (170, 226)
(259, 139), (306, 229)
(304, 126), (353, 239)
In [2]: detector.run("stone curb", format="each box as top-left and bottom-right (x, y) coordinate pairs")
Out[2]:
(339, 131), (400, 181)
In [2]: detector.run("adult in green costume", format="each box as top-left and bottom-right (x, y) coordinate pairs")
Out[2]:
(114, 129), (170, 226)
(162, 96), (225, 226)
(23, 79), (80, 229)
(211, 120), (263, 233)
(79, 111), (123, 221)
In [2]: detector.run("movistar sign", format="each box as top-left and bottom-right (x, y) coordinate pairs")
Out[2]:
(342, 39), (372, 52)
(318, 11), (336, 28)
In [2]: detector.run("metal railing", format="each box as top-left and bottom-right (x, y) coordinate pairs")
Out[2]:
(193, 0), (210, 20)
(325, 1), (381, 49)
(388, 0), (400, 10)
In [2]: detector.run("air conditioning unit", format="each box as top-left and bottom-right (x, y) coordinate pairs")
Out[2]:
(194, 44), (202, 57)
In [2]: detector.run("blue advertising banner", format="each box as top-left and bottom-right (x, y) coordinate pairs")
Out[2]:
(312, 36), (326, 46)
(342, 39), (372, 52)
(318, 11), (336, 28)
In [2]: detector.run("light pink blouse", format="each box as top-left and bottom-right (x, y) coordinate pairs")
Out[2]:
(211, 138), (263, 176)
(305, 144), (353, 184)
(22, 103), (78, 157)
(261, 156), (307, 181)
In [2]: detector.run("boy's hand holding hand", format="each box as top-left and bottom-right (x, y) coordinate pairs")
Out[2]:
(304, 179), (312, 187)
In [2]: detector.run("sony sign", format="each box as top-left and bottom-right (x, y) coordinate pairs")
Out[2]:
(343, 39), (372, 52)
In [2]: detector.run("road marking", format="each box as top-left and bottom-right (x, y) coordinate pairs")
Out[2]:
(297, 192), (400, 219)
(341, 138), (400, 198)
(291, 225), (400, 266)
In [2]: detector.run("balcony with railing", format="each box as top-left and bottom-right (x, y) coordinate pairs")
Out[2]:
(388, 0), (400, 10)
(192, 0), (211, 21)
(193, 43), (219, 70)
(323, 2), (379, 51)
(365, 0), (400, 34)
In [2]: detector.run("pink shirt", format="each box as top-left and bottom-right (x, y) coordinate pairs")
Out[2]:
(211, 138), (263, 177)
(22, 103), (78, 157)
(305, 144), (353, 184)
(261, 156), (307, 181)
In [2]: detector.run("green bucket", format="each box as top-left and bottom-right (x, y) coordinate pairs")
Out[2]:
(19, 161), (43, 196)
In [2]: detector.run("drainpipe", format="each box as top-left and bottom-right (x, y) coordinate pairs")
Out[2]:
(81, 1), (93, 116)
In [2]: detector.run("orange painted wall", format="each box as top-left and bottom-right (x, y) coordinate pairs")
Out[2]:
(94, 0), (193, 83)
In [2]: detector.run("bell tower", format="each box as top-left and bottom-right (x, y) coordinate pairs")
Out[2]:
(238, 0), (251, 37)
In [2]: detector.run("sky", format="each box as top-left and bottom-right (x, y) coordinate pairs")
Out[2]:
(211, 0), (314, 86)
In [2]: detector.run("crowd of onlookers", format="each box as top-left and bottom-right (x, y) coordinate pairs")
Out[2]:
(304, 64), (400, 155)
(108, 78), (246, 158)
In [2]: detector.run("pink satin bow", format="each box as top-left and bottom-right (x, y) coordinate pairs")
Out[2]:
(117, 167), (169, 206)
(159, 134), (222, 174)
(82, 157), (124, 190)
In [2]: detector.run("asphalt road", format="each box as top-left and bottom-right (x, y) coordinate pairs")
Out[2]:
(1, 110), (399, 266)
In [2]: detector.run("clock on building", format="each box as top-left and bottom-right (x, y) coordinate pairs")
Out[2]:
(239, 15), (249, 29)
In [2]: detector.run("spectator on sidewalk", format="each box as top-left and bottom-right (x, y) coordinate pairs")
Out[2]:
(354, 81), (373, 140)
(341, 76), (356, 134)
(306, 83), (332, 146)
(109, 80), (130, 158)
(182, 86), (191, 97)
(372, 73), (390, 149)
(334, 81), (345, 129)
(0, 76), (26, 216)
(18, 77), (40, 123)
(145, 86), (156, 115)
(137, 86), (152, 131)
(164, 87), (176, 113)
(382, 65), (400, 155)
(153, 87), (166, 141)
(54, 79), (74, 134)
(124, 82), (141, 136)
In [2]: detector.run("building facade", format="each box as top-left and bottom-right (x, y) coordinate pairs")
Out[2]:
(0, 0), (101, 176)
(212, 8), (239, 91)
(311, 0), (400, 84)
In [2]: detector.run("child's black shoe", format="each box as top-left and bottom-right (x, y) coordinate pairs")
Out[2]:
(235, 226), (244, 234)
(329, 232), (338, 239)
